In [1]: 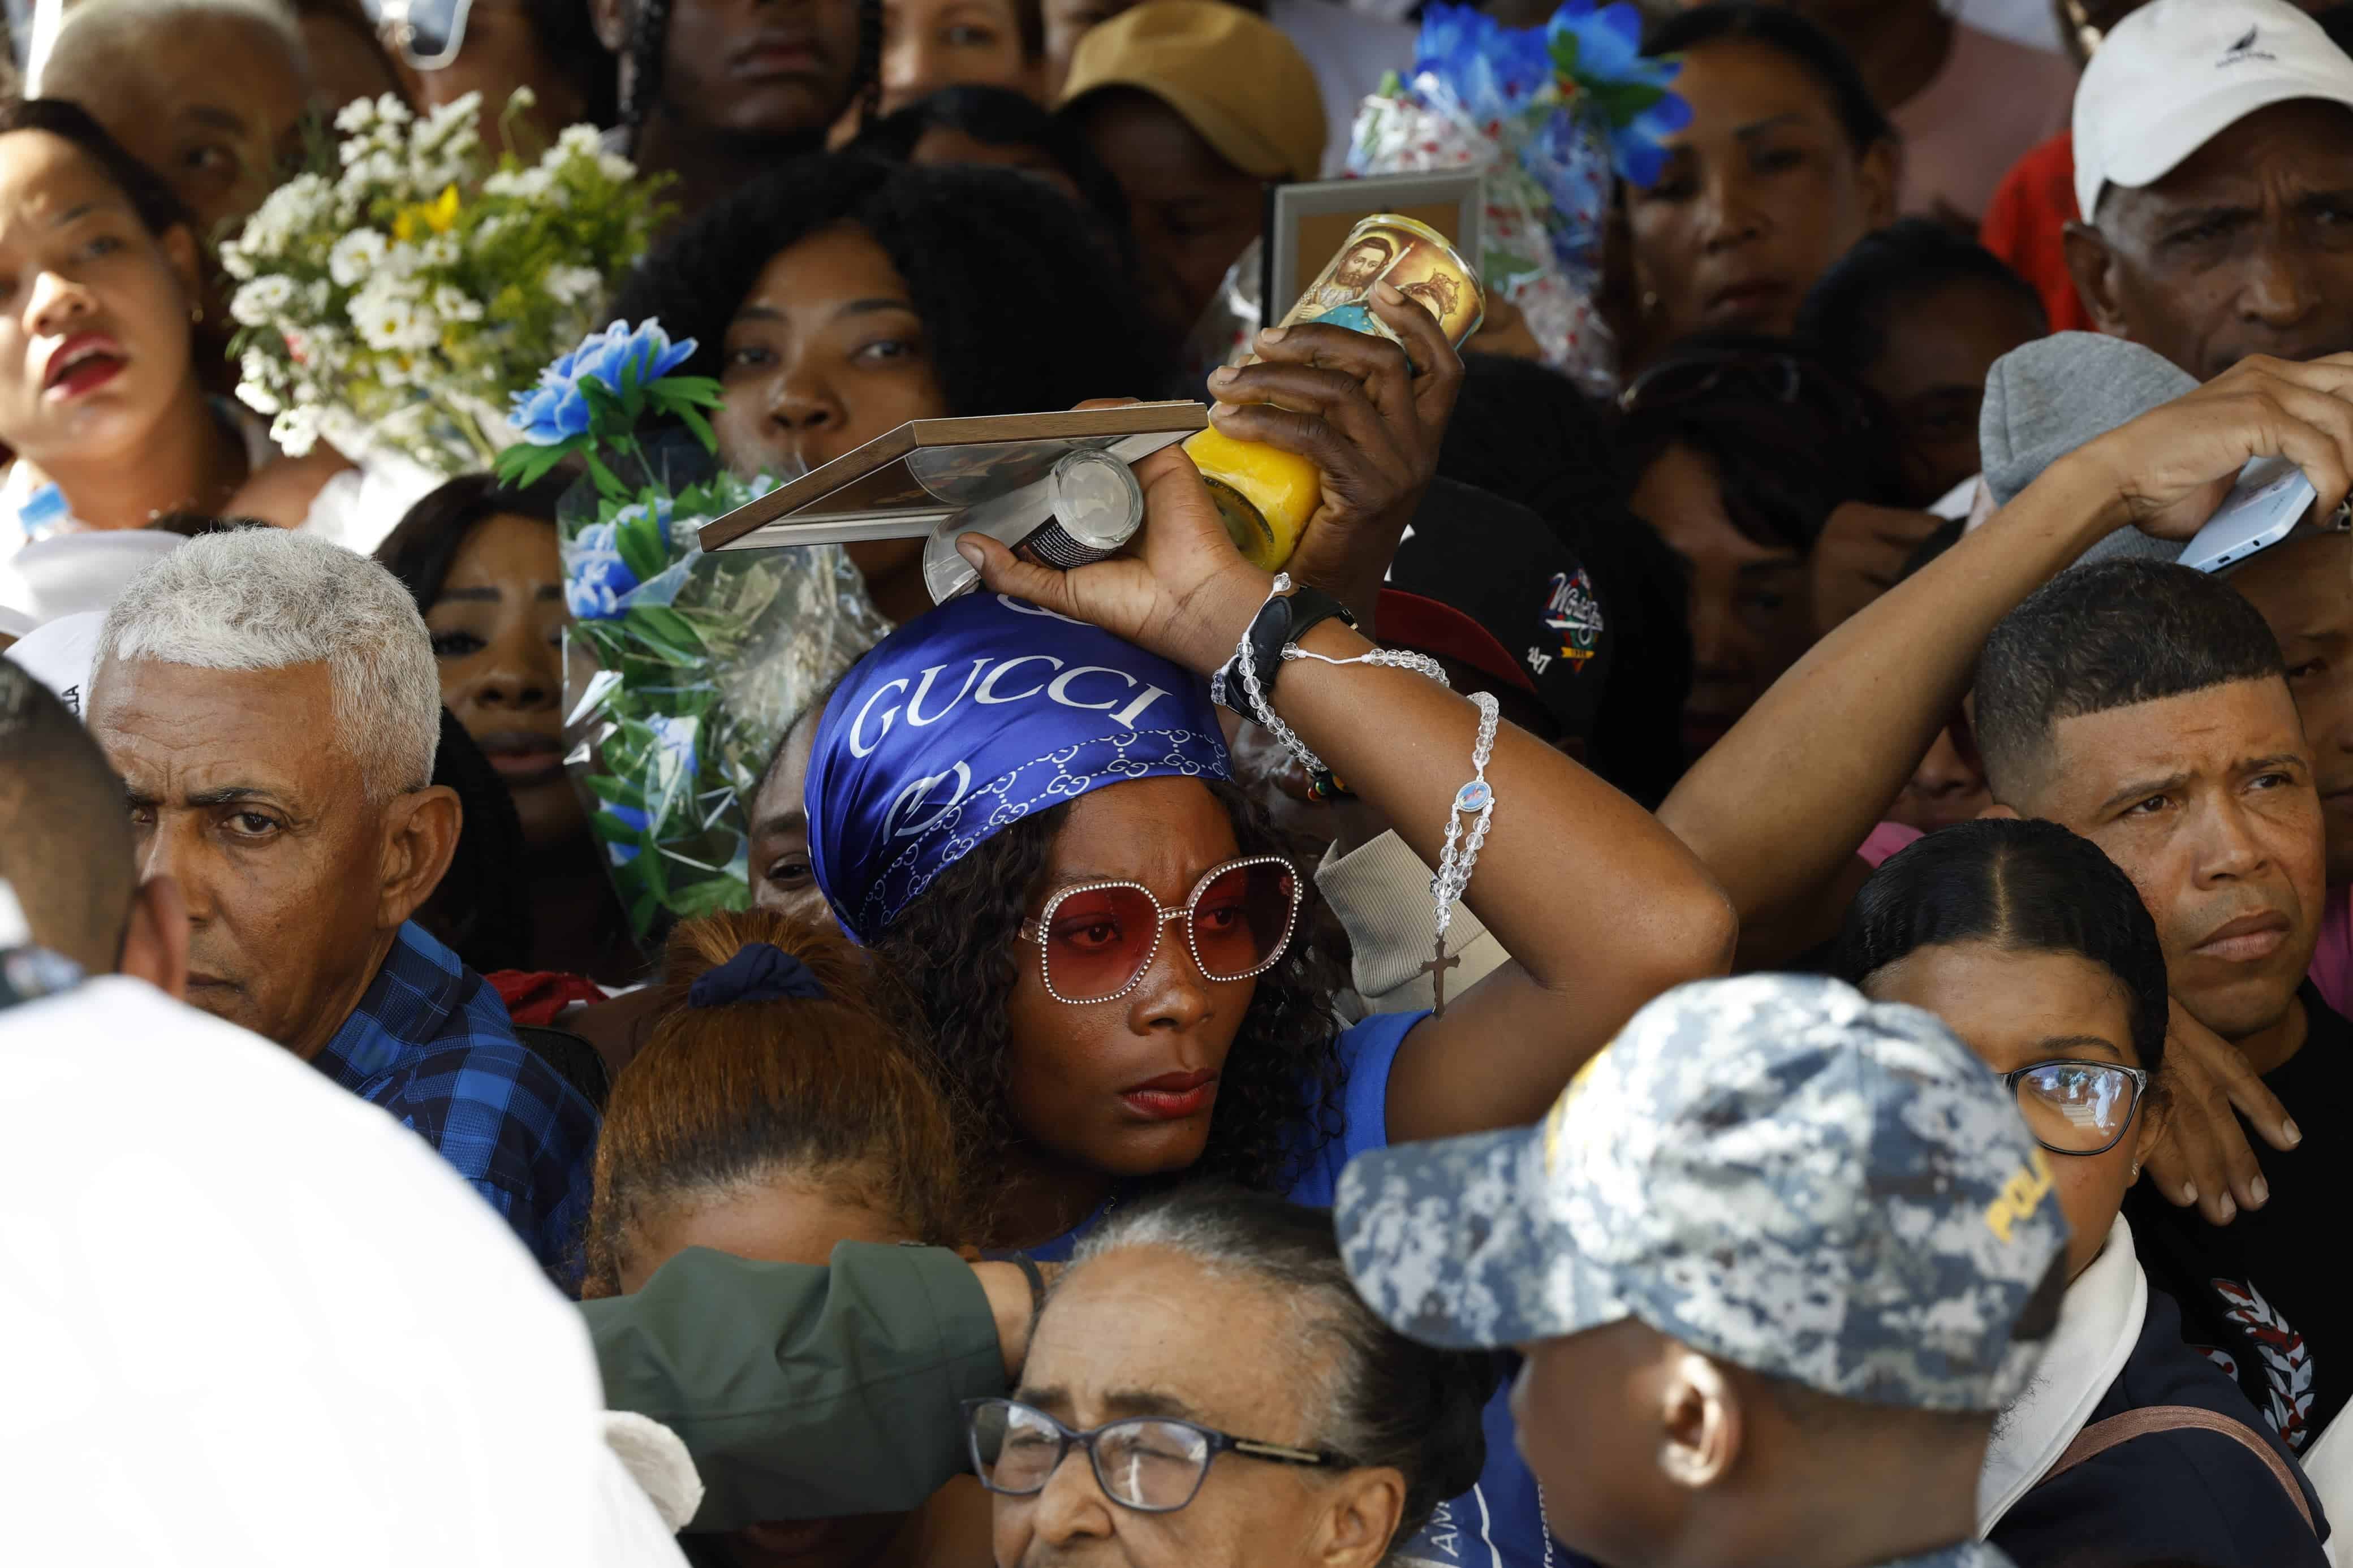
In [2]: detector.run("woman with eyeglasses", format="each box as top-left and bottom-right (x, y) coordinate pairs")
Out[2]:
(971, 1185), (1492, 1567)
(802, 363), (1736, 1567)
(581, 906), (997, 1568)
(1834, 818), (2330, 1567)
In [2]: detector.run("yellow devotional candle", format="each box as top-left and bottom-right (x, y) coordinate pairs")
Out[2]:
(1186, 214), (1484, 571)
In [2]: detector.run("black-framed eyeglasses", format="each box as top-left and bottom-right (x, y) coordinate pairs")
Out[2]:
(963, 1397), (1352, 1513)
(2005, 1060), (2151, 1157)
(374, 0), (474, 70)
(1618, 350), (1876, 433)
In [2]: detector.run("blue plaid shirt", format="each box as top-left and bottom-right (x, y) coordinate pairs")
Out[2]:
(312, 922), (599, 1280)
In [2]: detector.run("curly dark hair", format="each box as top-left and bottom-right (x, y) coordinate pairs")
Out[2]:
(606, 152), (1175, 424)
(870, 777), (1352, 1196)
(847, 83), (1134, 265)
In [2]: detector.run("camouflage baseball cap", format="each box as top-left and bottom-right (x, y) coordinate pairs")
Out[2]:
(1335, 975), (2068, 1411)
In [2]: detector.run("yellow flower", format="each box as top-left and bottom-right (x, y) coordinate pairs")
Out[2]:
(394, 184), (462, 243)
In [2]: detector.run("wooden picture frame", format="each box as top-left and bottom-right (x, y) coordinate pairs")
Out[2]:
(699, 401), (1209, 554)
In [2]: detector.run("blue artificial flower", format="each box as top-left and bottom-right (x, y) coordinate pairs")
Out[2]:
(509, 319), (701, 446)
(563, 520), (639, 619)
(1546, 0), (1692, 188)
(1546, 0), (1644, 85)
(511, 373), (591, 446)
(1608, 93), (1693, 189)
(1415, 2), (1552, 120)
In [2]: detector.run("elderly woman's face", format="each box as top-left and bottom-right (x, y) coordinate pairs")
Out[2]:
(425, 515), (580, 850)
(717, 223), (949, 624)
(1001, 1245), (1385, 1567)
(45, 13), (309, 240)
(1001, 777), (1260, 1185)
(0, 131), (204, 469)
(1626, 39), (1892, 349)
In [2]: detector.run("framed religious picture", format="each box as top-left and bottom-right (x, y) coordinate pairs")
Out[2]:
(697, 401), (1209, 604)
(1261, 171), (1484, 327)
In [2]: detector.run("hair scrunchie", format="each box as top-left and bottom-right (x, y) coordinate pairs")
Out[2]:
(688, 943), (829, 1008)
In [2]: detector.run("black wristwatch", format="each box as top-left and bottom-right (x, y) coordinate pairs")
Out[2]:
(1213, 584), (1358, 719)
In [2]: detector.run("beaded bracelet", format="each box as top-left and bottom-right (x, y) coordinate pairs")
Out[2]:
(1421, 691), (1501, 1017)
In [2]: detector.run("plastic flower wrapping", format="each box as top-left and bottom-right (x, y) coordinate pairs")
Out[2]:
(221, 90), (664, 477)
(498, 321), (891, 944)
(1348, 0), (1690, 394)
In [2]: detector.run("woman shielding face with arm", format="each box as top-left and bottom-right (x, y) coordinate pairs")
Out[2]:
(956, 290), (1739, 1144)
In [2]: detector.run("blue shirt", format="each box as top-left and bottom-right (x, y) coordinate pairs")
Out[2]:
(1025, 1012), (1575, 1568)
(311, 922), (599, 1280)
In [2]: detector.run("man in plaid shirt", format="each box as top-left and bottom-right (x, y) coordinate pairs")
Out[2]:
(87, 530), (597, 1280)
(311, 919), (597, 1276)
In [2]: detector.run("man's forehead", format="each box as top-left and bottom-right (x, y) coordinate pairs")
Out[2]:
(2123, 100), (2353, 211)
(2044, 679), (2305, 789)
(91, 659), (350, 786)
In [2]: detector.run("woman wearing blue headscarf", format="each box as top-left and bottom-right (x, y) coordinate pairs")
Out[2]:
(799, 295), (1736, 1563)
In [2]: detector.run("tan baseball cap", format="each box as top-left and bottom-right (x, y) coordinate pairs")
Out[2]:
(1058, 0), (1326, 183)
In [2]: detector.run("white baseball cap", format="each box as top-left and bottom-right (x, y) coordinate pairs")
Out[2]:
(2074, 0), (2353, 223)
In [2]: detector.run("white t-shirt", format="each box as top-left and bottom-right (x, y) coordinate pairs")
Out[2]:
(0, 975), (690, 1566)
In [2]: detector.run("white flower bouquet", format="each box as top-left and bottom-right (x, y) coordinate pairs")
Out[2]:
(220, 90), (664, 476)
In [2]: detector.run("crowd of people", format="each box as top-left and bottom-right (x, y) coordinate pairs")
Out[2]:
(10, 0), (2353, 1564)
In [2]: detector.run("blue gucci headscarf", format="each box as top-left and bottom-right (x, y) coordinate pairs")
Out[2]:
(807, 592), (1231, 943)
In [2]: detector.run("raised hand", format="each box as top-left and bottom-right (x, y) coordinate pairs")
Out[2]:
(956, 442), (1272, 677)
(1203, 285), (1466, 625)
(2071, 351), (2353, 541)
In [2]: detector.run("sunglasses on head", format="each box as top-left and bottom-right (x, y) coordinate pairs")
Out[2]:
(1017, 856), (1301, 1005)
(376, 0), (474, 70)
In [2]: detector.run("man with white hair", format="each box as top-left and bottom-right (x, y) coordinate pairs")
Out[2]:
(2062, 0), (2353, 380)
(86, 528), (598, 1277)
(32, 0), (311, 242)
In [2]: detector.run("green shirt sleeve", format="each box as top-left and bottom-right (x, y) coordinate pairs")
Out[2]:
(579, 1240), (1009, 1528)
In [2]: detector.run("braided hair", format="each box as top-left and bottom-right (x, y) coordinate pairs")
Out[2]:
(624, 0), (882, 136)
